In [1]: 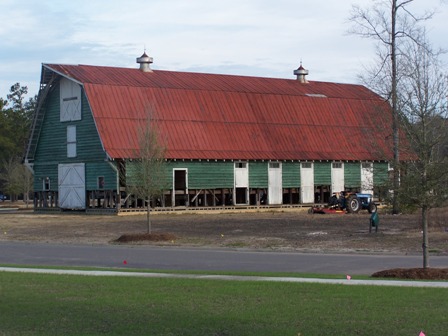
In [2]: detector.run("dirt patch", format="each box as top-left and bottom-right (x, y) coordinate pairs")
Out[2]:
(115, 232), (177, 243)
(1, 205), (447, 280)
(372, 268), (448, 280)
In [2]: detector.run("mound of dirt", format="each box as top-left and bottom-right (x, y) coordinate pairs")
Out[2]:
(115, 232), (177, 243)
(372, 268), (448, 280)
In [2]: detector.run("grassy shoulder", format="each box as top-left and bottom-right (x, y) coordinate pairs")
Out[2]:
(0, 263), (360, 279)
(1, 269), (446, 335)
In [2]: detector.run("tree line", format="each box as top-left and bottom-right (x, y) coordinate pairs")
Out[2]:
(0, 83), (37, 202)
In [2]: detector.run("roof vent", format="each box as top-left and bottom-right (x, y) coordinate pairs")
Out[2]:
(136, 51), (153, 72)
(293, 62), (309, 83)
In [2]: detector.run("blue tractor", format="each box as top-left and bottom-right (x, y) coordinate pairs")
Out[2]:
(329, 191), (377, 213)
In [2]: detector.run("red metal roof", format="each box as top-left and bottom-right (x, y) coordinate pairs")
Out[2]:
(44, 63), (408, 161)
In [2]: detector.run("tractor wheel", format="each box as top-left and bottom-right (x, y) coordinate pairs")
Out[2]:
(347, 195), (361, 213)
(368, 202), (377, 214)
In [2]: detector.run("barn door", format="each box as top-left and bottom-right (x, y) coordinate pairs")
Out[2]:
(172, 169), (188, 206)
(300, 162), (314, 203)
(58, 163), (85, 209)
(331, 162), (344, 194)
(268, 162), (282, 204)
(234, 162), (248, 205)
(60, 77), (81, 122)
(361, 162), (374, 194)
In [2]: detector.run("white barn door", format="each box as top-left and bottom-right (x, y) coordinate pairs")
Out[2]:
(331, 162), (344, 194)
(58, 163), (86, 209)
(268, 162), (282, 205)
(361, 162), (374, 194)
(300, 162), (314, 203)
(234, 162), (249, 205)
(60, 77), (81, 122)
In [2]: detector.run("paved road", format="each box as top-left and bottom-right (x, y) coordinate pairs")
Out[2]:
(1, 242), (447, 274)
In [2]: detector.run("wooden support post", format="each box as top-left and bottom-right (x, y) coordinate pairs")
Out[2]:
(116, 191), (121, 211)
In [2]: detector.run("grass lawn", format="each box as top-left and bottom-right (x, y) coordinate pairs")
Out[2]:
(1, 271), (446, 335)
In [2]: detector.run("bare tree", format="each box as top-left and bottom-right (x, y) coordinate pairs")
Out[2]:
(127, 110), (166, 233)
(348, 0), (434, 214)
(397, 33), (448, 268)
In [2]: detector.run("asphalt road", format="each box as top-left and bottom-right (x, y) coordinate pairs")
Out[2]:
(1, 242), (447, 274)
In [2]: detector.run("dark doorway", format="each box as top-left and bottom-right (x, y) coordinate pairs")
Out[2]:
(174, 170), (187, 206)
(235, 188), (247, 204)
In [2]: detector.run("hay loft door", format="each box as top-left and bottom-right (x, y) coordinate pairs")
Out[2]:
(300, 162), (314, 203)
(58, 163), (86, 209)
(331, 162), (344, 194)
(234, 162), (249, 205)
(268, 162), (282, 204)
(361, 162), (374, 194)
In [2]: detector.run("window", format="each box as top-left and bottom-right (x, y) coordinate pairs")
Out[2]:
(43, 177), (50, 191)
(67, 125), (77, 158)
(235, 162), (247, 169)
(98, 177), (105, 189)
(269, 162), (280, 169)
(362, 162), (373, 169)
(301, 162), (312, 169)
(332, 162), (342, 169)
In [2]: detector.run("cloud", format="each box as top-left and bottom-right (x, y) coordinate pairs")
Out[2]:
(0, 0), (446, 98)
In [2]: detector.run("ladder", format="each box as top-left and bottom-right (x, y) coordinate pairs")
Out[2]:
(24, 71), (57, 166)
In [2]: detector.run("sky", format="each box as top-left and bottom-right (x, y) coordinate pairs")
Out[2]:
(1, 0), (447, 99)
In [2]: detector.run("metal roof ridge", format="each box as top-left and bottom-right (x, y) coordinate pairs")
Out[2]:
(48, 63), (370, 88)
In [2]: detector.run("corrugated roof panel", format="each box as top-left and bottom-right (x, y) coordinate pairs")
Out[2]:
(48, 63), (409, 162)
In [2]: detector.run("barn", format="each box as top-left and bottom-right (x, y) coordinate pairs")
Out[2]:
(24, 52), (400, 213)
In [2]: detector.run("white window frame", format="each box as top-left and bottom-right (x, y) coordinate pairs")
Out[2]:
(301, 162), (312, 169)
(332, 162), (343, 169)
(235, 162), (247, 169)
(43, 177), (50, 191)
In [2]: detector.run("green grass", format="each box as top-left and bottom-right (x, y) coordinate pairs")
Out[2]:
(1, 271), (446, 335)
(0, 263), (376, 280)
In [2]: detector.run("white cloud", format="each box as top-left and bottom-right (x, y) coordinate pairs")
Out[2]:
(0, 0), (446, 98)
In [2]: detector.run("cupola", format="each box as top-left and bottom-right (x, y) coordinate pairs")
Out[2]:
(136, 51), (153, 72)
(293, 62), (309, 83)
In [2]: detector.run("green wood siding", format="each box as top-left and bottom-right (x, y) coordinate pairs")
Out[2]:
(127, 161), (234, 189)
(249, 162), (268, 188)
(86, 162), (117, 190)
(282, 162), (300, 188)
(171, 161), (234, 189)
(344, 162), (361, 188)
(373, 162), (389, 185)
(314, 162), (331, 185)
(33, 163), (58, 191)
(33, 82), (115, 191)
